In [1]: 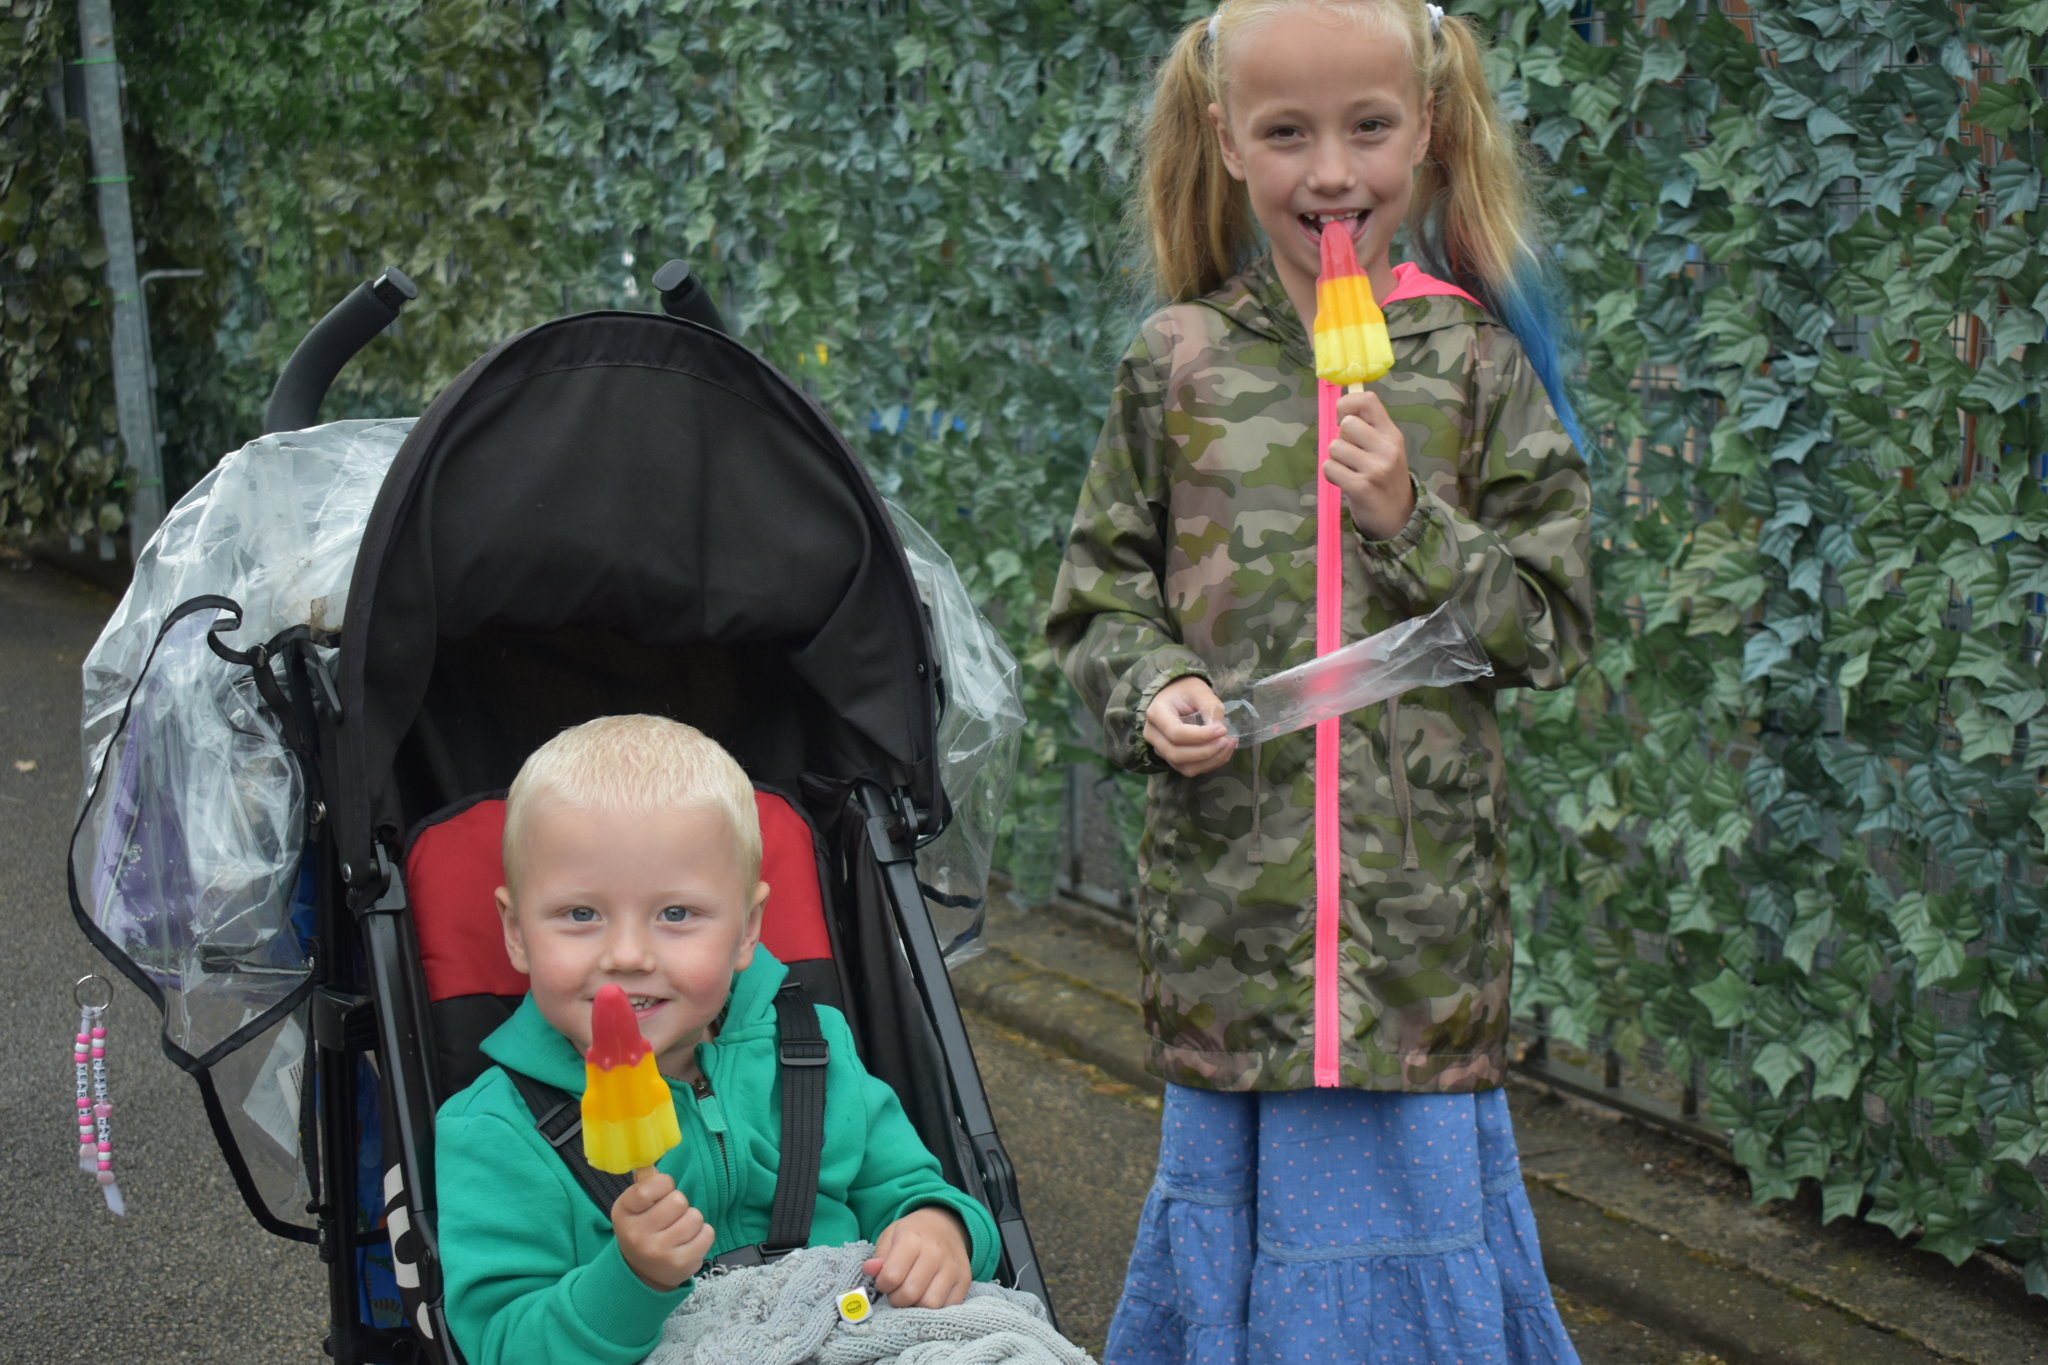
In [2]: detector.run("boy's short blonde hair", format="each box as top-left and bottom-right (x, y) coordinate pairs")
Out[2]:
(501, 715), (761, 887)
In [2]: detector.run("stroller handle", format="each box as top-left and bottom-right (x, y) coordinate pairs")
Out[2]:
(653, 259), (728, 334)
(261, 267), (418, 435)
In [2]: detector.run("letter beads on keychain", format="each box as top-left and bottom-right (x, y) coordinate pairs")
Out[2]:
(72, 974), (126, 1214)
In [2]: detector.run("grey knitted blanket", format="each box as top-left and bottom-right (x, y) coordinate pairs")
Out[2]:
(645, 1242), (1096, 1365)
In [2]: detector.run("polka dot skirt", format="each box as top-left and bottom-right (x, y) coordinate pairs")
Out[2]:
(1105, 1086), (1580, 1365)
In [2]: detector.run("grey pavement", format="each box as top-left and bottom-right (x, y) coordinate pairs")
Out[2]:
(1, 554), (326, 1363)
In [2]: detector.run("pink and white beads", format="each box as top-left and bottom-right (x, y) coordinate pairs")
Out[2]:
(90, 1023), (114, 1184)
(71, 983), (125, 1214)
(74, 1027), (94, 1165)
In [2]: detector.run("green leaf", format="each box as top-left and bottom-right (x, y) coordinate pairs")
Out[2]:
(1967, 80), (2038, 136)
(1951, 482), (2020, 543)
(1782, 901), (1836, 974)
(1635, 38), (1686, 89)
(1954, 703), (2018, 764)
(1821, 1173), (1866, 1223)
(1752, 1041), (1807, 1098)
(1691, 968), (1752, 1029)
(1590, 288), (1638, 334)
(2007, 0), (2048, 36)
(1960, 356), (2033, 412)
(1948, 633), (2011, 686)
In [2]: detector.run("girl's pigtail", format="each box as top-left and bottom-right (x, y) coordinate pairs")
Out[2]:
(1141, 18), (1253, 302)
(1415, 11), (1587, 452)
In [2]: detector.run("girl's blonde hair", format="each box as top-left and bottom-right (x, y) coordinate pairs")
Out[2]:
(502, 714), (762, 888)
(1139, 0), (1583, 446)
(1141, 0), (1542, 310)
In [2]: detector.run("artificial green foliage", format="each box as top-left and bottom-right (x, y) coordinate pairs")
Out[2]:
(117, 0), (602, 427)
(1475, 0), (2048, 1290)
(8, 0), (2046, 1289)
(514, 0), (1184, 821)
(0, 0), (124, 539)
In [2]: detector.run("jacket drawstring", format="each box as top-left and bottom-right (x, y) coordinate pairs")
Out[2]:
(1388, 696), (1419, 870)
(1246, 740), (1265, 864)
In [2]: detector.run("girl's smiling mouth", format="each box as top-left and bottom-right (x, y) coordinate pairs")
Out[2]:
(1299, 208), (1368, 243)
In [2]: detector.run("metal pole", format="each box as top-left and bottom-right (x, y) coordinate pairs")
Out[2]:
(75, 0), (165, 558)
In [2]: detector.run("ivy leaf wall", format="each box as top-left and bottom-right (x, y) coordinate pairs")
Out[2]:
(3, 0), (2044, 1289)
(1478, 0), (2048, 1291)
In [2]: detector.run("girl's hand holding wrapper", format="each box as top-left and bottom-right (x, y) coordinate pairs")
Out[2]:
(1144, 676), (1238, 778)
(583, 983), (710, 1290)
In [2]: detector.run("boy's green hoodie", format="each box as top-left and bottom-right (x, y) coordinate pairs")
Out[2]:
(435, 947), (999, 1365)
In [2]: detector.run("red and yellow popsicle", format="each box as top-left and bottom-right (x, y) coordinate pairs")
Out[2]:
(1314, 222), (1393, 388)
(582, 983), (681, 1175)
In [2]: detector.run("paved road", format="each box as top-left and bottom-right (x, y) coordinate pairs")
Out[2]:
(1, 557), (327, 1363)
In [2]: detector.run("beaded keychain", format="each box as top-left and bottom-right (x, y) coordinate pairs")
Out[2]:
(72, 974), (126, 1214)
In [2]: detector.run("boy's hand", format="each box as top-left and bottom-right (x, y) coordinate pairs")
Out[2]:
(1325, 389), (1416, 542)
(1143, 676), (1237, 777)
(862, 1206), (972, 1309)
(611, 1168), (715, 1292)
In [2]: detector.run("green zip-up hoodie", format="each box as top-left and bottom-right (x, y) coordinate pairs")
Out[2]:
(435, 948), (999, 1365)
(1047, 257), (1592, 1096)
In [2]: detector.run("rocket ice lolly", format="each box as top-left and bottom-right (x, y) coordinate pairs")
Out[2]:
(582, 983), (681, 1174)
(1314, 221), (1393, 387)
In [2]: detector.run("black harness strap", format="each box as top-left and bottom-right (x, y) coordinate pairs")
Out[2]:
(763, 980), (828, 1254)
(502, 979), (828, 1267)
(504, 1067), (632, 1213)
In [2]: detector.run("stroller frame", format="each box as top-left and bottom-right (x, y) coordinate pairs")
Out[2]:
(148, 264), (1043, 1364)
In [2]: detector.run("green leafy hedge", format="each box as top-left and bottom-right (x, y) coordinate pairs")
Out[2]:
(1480, 0), (2048, 1291)
(1, 0), (124, 539)
(6, 0), (2045, 1289)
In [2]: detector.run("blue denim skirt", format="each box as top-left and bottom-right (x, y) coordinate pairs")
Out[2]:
(1105, 1085), (1580, 1365)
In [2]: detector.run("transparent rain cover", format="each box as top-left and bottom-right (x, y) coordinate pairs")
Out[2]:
(73, 421), (410, 1060)
(886, 505), (1025, 965)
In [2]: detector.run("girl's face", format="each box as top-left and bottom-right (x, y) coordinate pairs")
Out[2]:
(1210, 5), (1431, 327)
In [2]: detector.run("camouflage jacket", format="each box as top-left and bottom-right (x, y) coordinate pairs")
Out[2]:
(1047, 256), (1591, 1093)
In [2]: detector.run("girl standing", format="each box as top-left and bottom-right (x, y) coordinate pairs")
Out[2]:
(1047, 1), (1590, 1360)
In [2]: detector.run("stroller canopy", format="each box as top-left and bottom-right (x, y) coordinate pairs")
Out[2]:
(334, 311), (941, 865)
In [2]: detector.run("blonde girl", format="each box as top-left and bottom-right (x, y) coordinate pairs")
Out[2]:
(1047, 1), (1590, 1360)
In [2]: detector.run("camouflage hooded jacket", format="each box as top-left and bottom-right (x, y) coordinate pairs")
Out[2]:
(1047, 256), (1592, 1094)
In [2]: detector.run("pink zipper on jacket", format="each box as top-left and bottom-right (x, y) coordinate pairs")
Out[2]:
(1313, 378), (1344, 1087)
(1311, 264), (1480, 1088)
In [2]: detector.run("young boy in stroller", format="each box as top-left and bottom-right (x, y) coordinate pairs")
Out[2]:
(70, 269), (1050, 1365)
(437, 714), (994, 1363)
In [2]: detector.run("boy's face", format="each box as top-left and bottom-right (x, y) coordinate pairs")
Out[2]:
(497, 800), (767, 1079)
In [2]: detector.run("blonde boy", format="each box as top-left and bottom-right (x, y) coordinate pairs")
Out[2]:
(436, 716), (996, 1365)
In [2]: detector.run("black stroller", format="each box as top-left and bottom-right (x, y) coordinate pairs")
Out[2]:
(70, 264), (1043, 1363)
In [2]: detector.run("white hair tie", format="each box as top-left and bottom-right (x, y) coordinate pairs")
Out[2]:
(1207, 9), (1221, 45)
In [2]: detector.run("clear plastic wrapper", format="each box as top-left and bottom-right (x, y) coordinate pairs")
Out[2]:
(73, 419), (411, 1067)
(886, 504), (1026, 965)
(1220, 601), (1493, 744)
